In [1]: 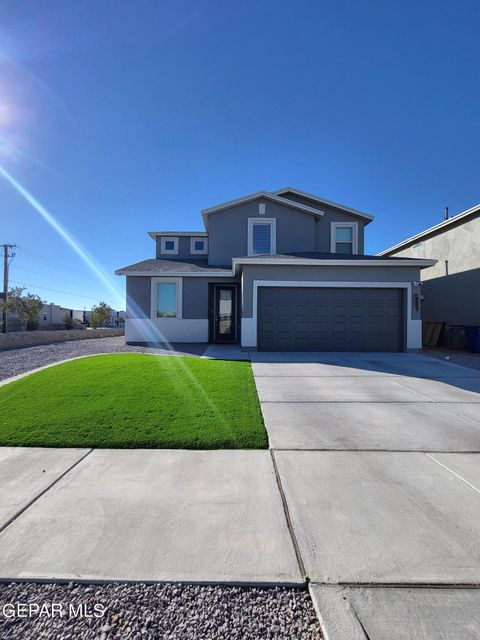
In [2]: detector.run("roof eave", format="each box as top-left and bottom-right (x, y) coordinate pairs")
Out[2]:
(272, 187), (375, 223)
(231, 257), (437, 275)
(115, 269), (234, 277)
(378, 204), (480, 256)
(147, 231), (208, 239)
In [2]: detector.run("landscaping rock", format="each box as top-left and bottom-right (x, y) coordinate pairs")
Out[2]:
(0, 582), (321, 639)
(0, 336), (206, 382)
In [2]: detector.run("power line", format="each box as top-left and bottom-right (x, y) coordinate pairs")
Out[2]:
(12, 265), (110, 293)
(15, 246), (98, 279)
(9, 279), (115, 304)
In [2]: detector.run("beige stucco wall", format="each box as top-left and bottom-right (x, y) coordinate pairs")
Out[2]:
(390, 215), (480, 281)
(388, 214), (480, 325)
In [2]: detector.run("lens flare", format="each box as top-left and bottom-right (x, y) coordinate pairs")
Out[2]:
(0, 164), (234, 436)
(0, 164), (123, 308)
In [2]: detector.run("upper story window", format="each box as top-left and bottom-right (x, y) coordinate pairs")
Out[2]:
(247, 218), (277, 256)
(330, 222), (358, 255)
(190, 237), (208, 255)
(160, 237), (178, 255)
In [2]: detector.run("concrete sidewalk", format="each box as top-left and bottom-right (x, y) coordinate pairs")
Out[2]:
(0, 448), (301, 585)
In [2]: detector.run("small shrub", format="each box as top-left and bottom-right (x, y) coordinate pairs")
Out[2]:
(63, 313), (74, 330)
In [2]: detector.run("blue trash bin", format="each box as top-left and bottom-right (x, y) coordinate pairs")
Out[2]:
(464, 327), (480, 353)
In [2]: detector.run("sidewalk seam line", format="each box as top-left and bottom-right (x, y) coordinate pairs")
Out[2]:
(0, 448), (94, 536)
(269, 449), (307, 582)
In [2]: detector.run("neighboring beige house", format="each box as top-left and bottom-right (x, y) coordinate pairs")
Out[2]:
(379, 204), (480, 328)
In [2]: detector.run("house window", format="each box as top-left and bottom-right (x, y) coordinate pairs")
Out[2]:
(330, 222), (358, 254)
(247, 218), (276, 256)
(151, 277), (183, 319)
(156, 283), (177, 317)
(411, 242), (423, 250)
(190, 237), (208, 255)
(160, 237), (179, 255)
(43, 313), (47, 321)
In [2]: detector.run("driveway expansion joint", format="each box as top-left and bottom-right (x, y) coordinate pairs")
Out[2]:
(425, 453), (480, 497)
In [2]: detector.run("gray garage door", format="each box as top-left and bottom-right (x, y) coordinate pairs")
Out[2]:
(257, 287), (404, 352)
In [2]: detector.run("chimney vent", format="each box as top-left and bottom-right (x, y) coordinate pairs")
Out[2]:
(444, 206), (449, 220)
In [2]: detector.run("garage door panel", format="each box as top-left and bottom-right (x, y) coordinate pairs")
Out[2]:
(257, 287), (404, 352)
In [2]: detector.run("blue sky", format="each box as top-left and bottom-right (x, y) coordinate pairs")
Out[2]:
(1, 0), (479, 310)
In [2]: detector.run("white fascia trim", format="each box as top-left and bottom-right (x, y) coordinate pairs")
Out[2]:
(160, 236), (179, 255)
(272, 187), (375, 221)
(377, 203), (480, 256)
(116, 270), (233, 277)
(148, 231), (208, 239)
(201, 192), (325, 228)
(330, 221), (359, 254)
(247, 218), (277, 256)
(232, 257), (436, 275)
(244, 280), (417, 349)
(190, 236), (209, 255)
(150, 277), (183, 320)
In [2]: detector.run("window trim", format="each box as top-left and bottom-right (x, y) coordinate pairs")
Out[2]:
(190, 236), (208, 255)
(247, 218), (277, 256)
(150, 277), (183, 319)
(330, 222), (358, 255)
(160, 236), (179, 255)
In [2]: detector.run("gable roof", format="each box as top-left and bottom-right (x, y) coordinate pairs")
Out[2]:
(378, 203), (480, 256)
(201, 191), (326, 228)
(273, 187), (375, 222)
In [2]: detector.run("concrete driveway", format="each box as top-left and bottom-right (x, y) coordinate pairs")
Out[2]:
(252, 351), (480, 639)
(252, 351), (480, 451)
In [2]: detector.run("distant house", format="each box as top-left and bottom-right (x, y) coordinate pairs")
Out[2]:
(39, 303), (79, 329)
(116, 188), (435, 352)
(379, 204), (480, 328)
(83, 309), (126, 327)
(6, 302), (125, 332)
(6, 302), (80, 331)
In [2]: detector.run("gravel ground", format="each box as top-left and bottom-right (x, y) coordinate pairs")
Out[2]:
(424, 348), (480, 372)
(0, 337), (206, 382)
(0, 582), (321, 640)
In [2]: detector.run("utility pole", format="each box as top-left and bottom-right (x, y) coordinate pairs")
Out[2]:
(1, 244), (16, 333)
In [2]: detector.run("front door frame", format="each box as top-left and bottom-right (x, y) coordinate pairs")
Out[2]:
(209, 283), (239, 344)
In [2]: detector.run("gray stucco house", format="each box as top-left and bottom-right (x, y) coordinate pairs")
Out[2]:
(379, 204), (480, 327)
(116, 188), (435, 351)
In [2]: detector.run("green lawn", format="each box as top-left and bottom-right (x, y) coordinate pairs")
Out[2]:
(0, 354), (267, 449)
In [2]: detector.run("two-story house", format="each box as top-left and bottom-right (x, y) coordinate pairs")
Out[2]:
(115, 188), (435, 351)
